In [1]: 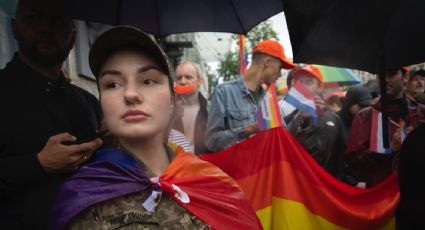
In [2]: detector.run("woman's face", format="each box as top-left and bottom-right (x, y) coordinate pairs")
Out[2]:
(98, 49), (173, 141)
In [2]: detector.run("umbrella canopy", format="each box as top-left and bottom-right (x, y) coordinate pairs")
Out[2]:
(282, 0), (425, 73)
(315, 64), (361, 88)
(65, 0), (284, 36)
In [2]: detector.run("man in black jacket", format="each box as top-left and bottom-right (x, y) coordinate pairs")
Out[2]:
(0, 0), (102, 229)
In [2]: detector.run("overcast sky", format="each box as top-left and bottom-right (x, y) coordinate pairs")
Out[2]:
(269, 12), (293, 59)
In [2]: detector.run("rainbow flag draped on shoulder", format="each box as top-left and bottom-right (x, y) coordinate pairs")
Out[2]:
(257, 83), (283, 130)
(201, 127), (399, 230)
(51, 144), (261, 230)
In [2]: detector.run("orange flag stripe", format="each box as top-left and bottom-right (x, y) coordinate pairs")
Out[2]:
(164, 144), (240, 188)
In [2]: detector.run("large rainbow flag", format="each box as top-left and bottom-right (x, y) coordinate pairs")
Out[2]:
(201, 127), (399, 230)
(257, 83), (283, 130)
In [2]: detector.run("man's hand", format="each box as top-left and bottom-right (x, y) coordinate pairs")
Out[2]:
(314, 96), (325, 115)
(391, 128), (402, 153)
(244, 123), (259, 137)
(391, 126), (413, 153)
(37, 132), (103, 173)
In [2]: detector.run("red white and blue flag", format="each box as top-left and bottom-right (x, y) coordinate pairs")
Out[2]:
(370, 109), (399, 154)
(283, 81), (318, 120)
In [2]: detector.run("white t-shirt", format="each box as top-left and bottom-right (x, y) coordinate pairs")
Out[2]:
(168, 129), (191, 152)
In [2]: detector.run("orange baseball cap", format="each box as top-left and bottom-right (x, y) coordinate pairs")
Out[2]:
(292, 64), (324, 83)
(253, 40), (295, 69)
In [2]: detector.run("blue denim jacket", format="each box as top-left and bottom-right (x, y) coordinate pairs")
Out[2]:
(205, 77), (257, 152)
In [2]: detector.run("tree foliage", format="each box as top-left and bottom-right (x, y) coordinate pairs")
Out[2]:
(242, 20), (279, 47)
(218, 20), (279, 80)
(217, 51), (239, 81)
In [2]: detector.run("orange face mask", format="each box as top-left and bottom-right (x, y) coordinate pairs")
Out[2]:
(174, 83), (196, 95)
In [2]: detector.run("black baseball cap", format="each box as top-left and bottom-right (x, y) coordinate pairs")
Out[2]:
(89, 26), (171, 78)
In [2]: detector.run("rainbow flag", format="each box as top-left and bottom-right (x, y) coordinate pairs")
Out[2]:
(201, 127), (399, 230)
(257, 83), (283, 130)
(239, 35), (248, 75)
(400, 119), (408, 142)
(51, 144), (261, 229)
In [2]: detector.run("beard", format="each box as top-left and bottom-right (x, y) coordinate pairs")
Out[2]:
(15, 29), (73, 67)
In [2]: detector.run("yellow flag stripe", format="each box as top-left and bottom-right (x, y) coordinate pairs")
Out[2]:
(256, 197), (396, 230)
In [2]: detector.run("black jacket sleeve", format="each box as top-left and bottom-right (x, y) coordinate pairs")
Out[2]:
(0, 150), (46, 199)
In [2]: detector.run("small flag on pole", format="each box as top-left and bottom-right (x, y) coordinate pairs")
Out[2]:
(257, 83), (283, 130)
(239, 35), (248, 75)
(370, 109), (394, 154)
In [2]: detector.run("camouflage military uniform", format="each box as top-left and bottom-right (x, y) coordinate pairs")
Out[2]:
(67, 147), (211, 230)
(67, 189), (212, 229)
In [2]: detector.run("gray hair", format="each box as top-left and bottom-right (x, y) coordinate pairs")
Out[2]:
(178, 60), (203, 78)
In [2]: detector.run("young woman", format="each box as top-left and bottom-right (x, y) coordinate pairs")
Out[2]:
(50, 26), (261, 230)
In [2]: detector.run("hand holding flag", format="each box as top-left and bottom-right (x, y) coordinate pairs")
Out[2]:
(391, 119), (413, 153)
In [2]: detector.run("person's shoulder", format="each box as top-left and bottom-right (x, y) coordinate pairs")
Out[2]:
(0, 68), (7, 77)
(316, 111), (342, 132)
(0, 67), (20, 95)
(217, 78), (242, 89)
(68, 191), (150, 229)
(0, 66), (15, 82)
(213, 78), (241, 97)
(321, 110), (341, 122)
(67, 205), (102, 229)
(198, 92), (209, 106)
(67, 83), (98, 100)
(356, 105), (374, 119)
(416, 101), (425, 112)
(226, 77), (243, 85)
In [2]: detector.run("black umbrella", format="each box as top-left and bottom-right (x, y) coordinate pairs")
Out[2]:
(284, 0), (425, 72)
(65, 0), (283, 36)
(282, 0), (425, 147)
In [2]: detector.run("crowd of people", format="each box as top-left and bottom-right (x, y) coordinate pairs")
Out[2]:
(1, 0), (424, 229)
